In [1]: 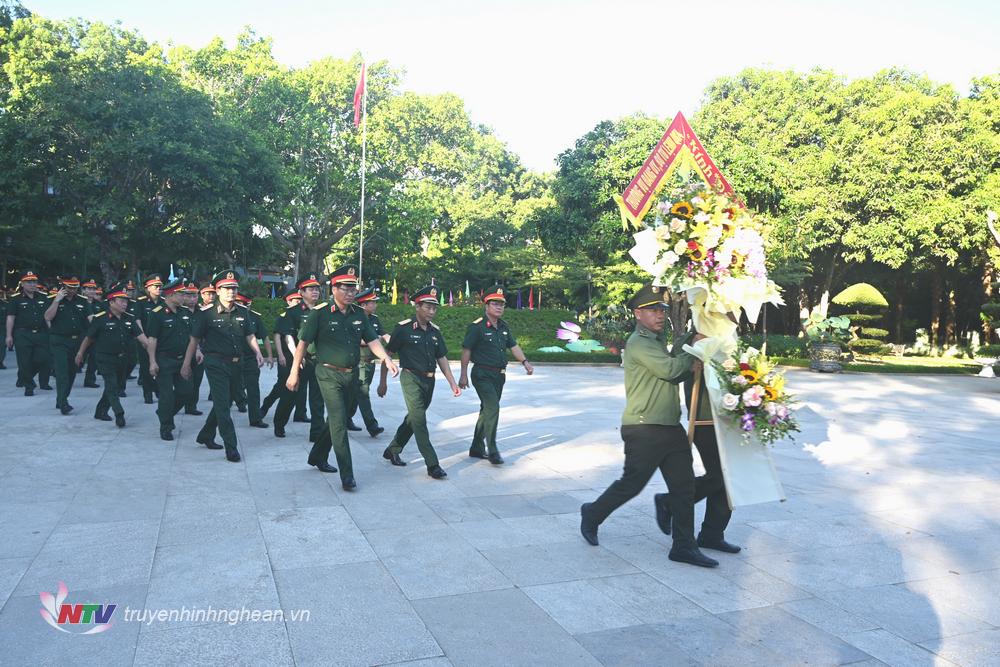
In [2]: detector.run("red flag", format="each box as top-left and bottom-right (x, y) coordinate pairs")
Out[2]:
(353, 62), (366, 128)
(528, 287), (534, 310)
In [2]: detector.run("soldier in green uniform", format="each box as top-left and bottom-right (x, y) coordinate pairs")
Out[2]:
(287, 266), (399, 490)
(347, 287), (390, 437)
(0, 287), (9, 370)
(146, 278), (196, 441)
(458, 286), (534, 464)
(579, 284), (719, 568)
(75, 282), (150, 427)
(44, 275), (91, 414)
(379, 285), (461, 479)
(273, 274), (326, 441)
(183, 283), (214, 416)
(233, 293), (272, 428)
(135, 274), (164, 404)
(80, 277), (101, 388)
(123, 280), (140, 390)
(5, 270), (53, 395)
(181, 270), (264, 462)
(260, 290), (302, 418)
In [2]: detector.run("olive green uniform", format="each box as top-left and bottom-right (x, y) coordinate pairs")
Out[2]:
(0, 296), (8, 369)
(47, 293), (90, 409)
(348, 312), (385, 432)
(124, 298), (140, 391)
(386, 319), (448, 469)
(298, 301), (377, 480)
(235, 309), (268, 424)
(261, 308), (307, 420)
(85, 310), (142, 418)
(274, 303), (325, 440)
(82, 299), (100, 386)
(8, 291), (51, 390)
(146, 303), (195, 430)
(587, 323), (699, 547)
(191, 303), (254, 457)
(462, 316), (517, 457)
(134, 295), (162, 402)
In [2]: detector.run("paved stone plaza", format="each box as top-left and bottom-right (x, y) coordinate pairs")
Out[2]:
(0, 362), (998, 666)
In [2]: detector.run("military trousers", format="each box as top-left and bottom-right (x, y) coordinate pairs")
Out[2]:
(137, 339), (155, 401)
(388, 371), (439, 469)
(311, 365), (358, 482)
(469, 365), (505, 456)
(155, 354), (193, 430)
(187, 359), (204, 411)
(348, 360), (380, 431)
(197, 355), (242, 455)
(692, 427), (732, 541)
(274, 360), (324, 440)
(94, 352), (128, 418)
(13, 328), (50, 390)
(236, 357), (263, 424)
(83, 345), (99, 385)
(589, 424), (697, 548)
(49, 333), (82, 408)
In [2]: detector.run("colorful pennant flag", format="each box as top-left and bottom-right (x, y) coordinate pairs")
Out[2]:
(353, 62), (366, 128)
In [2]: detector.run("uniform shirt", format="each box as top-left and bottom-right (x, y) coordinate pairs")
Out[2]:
(146, 303), (195, 356)
(621, 323), (695, 426)
(85, 310), (142, 356)
(387, 318), (448, 373)
(134, 295), (163, 331)
(462, 316), (517, 367)
(191, 302), (252, 358)
(47, 294), (90, 337)
(275, 303), (310, 342)
(359, 313), (385, 362)
(273, 310), (294, 358)
(299, 302), (377, 368)
(8, 292), (49, 330)
(240, 310), (269, 356)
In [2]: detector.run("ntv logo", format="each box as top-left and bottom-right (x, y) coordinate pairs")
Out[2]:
(39, 582), (116, 635)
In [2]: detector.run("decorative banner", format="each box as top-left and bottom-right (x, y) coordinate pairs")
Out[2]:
(614, 112), (733, 229)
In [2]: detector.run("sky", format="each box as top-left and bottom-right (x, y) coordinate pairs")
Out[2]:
(23, 0), (1000, 172)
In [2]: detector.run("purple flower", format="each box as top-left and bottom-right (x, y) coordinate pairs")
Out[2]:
(741, 413), (756, 431)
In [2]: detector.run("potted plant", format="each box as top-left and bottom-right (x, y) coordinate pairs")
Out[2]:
(802, 310), (851, 372)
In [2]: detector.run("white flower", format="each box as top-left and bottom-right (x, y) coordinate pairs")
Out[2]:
(703, 229), (723, 249)
(694, 211), (711, 224)
(764, 401), (779, 416)
(673, 239), (688, 256)
(690, 196), (704, 206)
(776, 405), (790, 420)
(661, 250), (679, 267)
(732, 375), (748, 386)
(721, 393), (740, 410)
(657, 201), (672, 214)
(669, 217), (686, 233)
(721, 358), (737, 371)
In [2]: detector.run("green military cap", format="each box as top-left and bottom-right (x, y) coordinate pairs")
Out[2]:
(60, 275), (82, 288)
(143, 273), (164, 289)
(106, 282), (129, 300)
(19, 270), (40, 284)
(484, 285), (507, 303)
(412, 285), (440, 305)
(328, 265), (359, 286)
(81, 276), (98, 289)
(627, 283), (669, 310)
(212, 269), (240, 289)
(356, 287), (378, 303)
(296, 273), (322, 290)
(161, 277), (185, 296)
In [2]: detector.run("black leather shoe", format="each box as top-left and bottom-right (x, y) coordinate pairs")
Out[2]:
(118, 390), (126, 398)
(60, 405), (73, 415)
(368, 426), (384, 437)
(115, 414), (126, 428)
(196, 434), (224, 450)
(668, 546), (719, 568)
(309, 461), (338, 473)
(427, 465), (448, 479)
(697, 534), (742, 554)
(126, 373), (136, 380)
(144, 396), (154, 405)
(293, 415), (309, 423)
(226, 450), (241, 462)
(654, 493), (672, 535)
(160, 428), (174, 441)
(24, 387), (34, 397)
(185, 408), (203, 416)
(83, 381), (100, 388)
(488, 452), (504, 465)
(250, 420), (269, 428)
(39, 384), (53, 390)
(383, 448), (406, 466)
(94, 412), (112, 422)
(274, 426), (286, 438)
(341, 477), (357, 491)
(346, 419), (362, 432)
(468, 449), (487, 459)
(580, 503), (600, 546)
(236, 404), (247, 413)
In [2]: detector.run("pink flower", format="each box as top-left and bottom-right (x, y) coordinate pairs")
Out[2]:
(742, 385), (766, 407)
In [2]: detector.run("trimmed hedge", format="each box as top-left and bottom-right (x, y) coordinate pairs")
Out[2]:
(852, 339), (887, 355)
(843, 313), (881, 324)
(832, 282), (889, 308)
(742, 334), (809, 359)
(977, 343), (1000, 357)
(860, 327), (889, 338)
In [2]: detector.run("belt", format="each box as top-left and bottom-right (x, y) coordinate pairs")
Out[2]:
(321, 363), (354, 373)
(16, 327), (45, 333)
(403, 368), (435, 379)
(207, 352), (241, 363)
(474, 364), (506, 374)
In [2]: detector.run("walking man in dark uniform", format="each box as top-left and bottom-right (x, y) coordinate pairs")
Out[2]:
(347, 287), (390, 437)
(273, 274), (325, 441)
(458, 285), (534, 465)
(75, 282), (149, 427)
(123, 280), (140, 389)
(146, 278), (196, 441)
(5, 270), (52, 395)
(580, 284), (719, 568)
(261, 290), (302, 418)
(135, 274), (164, 404)
(44, 275), (91, 414)
(0, 288), (8, 370)
(233, 293), (272, 428)
(181, 270), (264, 462)
(183, 283), (214, 416)
(287, 266), (399, 490)
(80, 277), (101, 387)
(379, 285), (461, 479)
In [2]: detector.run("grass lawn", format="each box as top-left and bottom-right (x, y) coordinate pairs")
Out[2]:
(775, 355), (984, 375)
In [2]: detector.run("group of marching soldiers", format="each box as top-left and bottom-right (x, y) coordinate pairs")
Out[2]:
(2, 266), (534, 491)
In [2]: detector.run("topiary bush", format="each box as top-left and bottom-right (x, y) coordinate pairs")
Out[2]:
(832, 282), (889, 357)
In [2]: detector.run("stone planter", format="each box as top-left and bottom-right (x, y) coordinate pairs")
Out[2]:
(809, 342), (843, 373)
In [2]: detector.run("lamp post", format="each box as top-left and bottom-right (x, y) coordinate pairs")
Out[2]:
(587, 272), (593, 319)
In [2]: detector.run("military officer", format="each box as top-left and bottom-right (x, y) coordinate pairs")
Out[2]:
(0, 288), (9, 370)
(458, 285), (534, 464)
(287, 266), (399, 490)
(75, 282), (150, 427)
(43, 275), (91, 414)
(273, 274), (326, 441)
(146, 278), (196, 441)
(347, 287), (390, 437)
(181, 270), (264, 462)
(123, 279), (140, 389)
(183, 283), (215, 416)
(80, 277), (101, 387)
(379, 285), (461, 479)
(260, 290), (302, 418)
(5, 270), (53, 395)
(579, 284), (718, 568)
(135, 274), (164, 404)
(233, 293), (272, 428)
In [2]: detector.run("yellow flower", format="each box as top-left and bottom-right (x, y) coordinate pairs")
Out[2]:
(740, 370), (759, 383)
(764, 385), (779, 401)
(671, 201), (694, 218)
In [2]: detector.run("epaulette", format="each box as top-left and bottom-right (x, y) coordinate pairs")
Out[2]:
(47, 294), (56, 300)
(283, 304), (297, 313)
(251, 309), (261, 316)
(235, 302), (249, 310)
(313, 301), (328, 310)
(398, 318), (412, 326)
(138, 296), (147, 301)
(152, 305), (163, 313)
(94, 310), (107, 318)
(473, 317), (483, 324)
(430, 322), (440, 330)
(200, 304), (213, 311)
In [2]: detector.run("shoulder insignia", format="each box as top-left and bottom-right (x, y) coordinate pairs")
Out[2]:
(251, 309), (261, 316)
(94, 310), (106, 318)
(430, 322), (440, 330)
(152, 305), (163, 312)
(47, 294), (56, 300)
(313, 302), (328, 310)
(397, 319), (412, 326)
(138, 296), (147, 301)
(473, 317), (483, 324)
(235, 302), (248, 310)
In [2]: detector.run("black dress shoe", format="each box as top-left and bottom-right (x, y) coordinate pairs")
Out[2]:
(118, 390), (126, 398)
(580, 503), (600, 546)
(250, 420), (269, 428)
(196, 434), (224, 450)
(115, 414), (126, 428)
(488, 452), (504, 465)
(341, 477), (357, 491)
(39, 384), (53, 390)
(654, 493), (672, 535)
(697, 535), (742, 554)
(126, 373), (136, 380)
(668, 546), (719, 568)
(274, 426), (286, 438)
(83, 382), (100, 388)
(65, 403), (74, 411)
(160, 428), (174, 441)
(383, 448), (406, 466)
(346, 419), (362, 432)
(468, 449), (487, 459)
(226, 450), (241, 462)
(94, 412), (112, 422)
(60, 405), (73, 415)
(24, 387), (34, 396)
(427, 465), (448, 479)
(368, 426), (384, 437)
(293, 415), (309, 423)
(16, 379), (24, 387)
(144, 396), (154, 404)
(185, 408), (203, 416)
(236, 404), (247, 413)
(309, 461), (338, 473)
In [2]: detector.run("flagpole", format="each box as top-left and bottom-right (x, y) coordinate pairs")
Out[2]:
(358, 63), (368, 283)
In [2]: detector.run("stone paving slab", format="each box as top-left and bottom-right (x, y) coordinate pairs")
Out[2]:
(0, 361), (998, 665)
